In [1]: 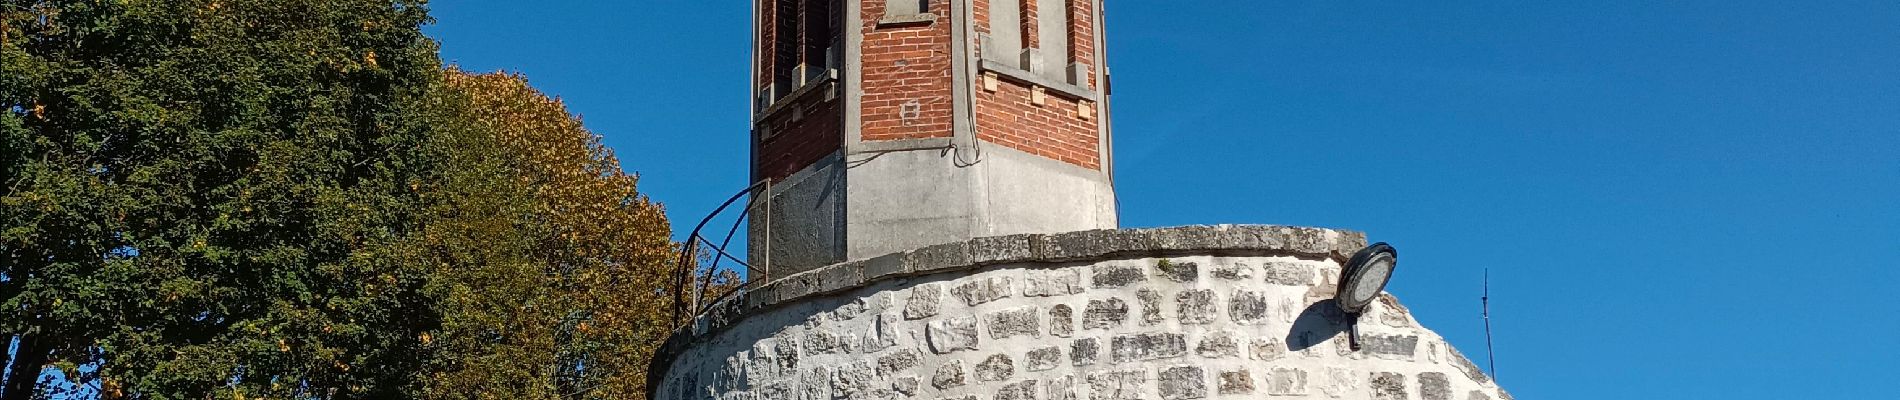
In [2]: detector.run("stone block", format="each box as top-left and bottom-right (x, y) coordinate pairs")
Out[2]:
(1261, 261), (1314, 286)
(1157, 260), (1199, 283)
(1071, 338), (1100, 366)
(1026, 346), (1063, 371)
(997, 380), (1039, 400)
(904, 284), (942, 320)
(1228, 290), (1271, 325)
(1158, 366), (1207, 400)
(891, 376), (919, 397)
(805, 329), (854, 355)
(1026, 269), (1085, 297)
(1090, 264), (1146, 288)
(1249, 338), (1286, 361)
(1082, 298), (1128, 330)
(1048, 375), (1077, 400)
(864, 252), (910, 281)
(1211, 262), (1254, 281)
(878, 349), (922, 376)
(1370, 372), (1407, 400)
(975, 354), (1016, 382)
(799, 366), (832, 400)
(1217, 369), (1255, 395)
(1363, 335), (1419, 360)
(1319, 367), (1359, 398)
(833, 361), (874, 400)
(986, 306), (1043, 340)
(815, 262), (865, 294)
(1176, 290), (1218, 324)
(1087, 371), (1147, 400)
(932, 361), (967, 389)
(1194, 331), (1239, 358)
(1420, 372), (1451, 400)
(773, 335), (802, 370)
(1137, 289), (1164, 326)
(1468, 390), (1492, 400)
(1110, 332), (1187, 363)
(1448, 347), (1493, 384)
(926, 316), (979, 354)
(952, 276), (1014, 306)
(904, 242), (971, 274)
(1049, 304), (1076, 337)
(864, 313), (899, 351)
(970, 235), (1037, 264)
(1266, 368), (1308, 396)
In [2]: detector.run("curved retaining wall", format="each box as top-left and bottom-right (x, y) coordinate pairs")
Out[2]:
(652, 225), (1511, 400)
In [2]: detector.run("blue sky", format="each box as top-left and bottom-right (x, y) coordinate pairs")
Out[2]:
(427, 1), (1900, 398)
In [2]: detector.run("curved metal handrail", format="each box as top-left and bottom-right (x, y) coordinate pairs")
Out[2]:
(668, 180), (769, 328)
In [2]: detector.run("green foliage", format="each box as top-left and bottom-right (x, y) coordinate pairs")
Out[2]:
(2, 0), (448, 398)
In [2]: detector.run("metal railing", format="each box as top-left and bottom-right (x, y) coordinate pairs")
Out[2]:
(668, 180), (770, 329)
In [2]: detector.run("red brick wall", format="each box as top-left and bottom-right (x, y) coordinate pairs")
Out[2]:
(1068, 0), (1096, 88)
(757, 93), (843, 181)
(859, 0), (956, 141)
(976, 82), (1100, 170)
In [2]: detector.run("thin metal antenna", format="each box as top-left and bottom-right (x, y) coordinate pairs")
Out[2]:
(1483, 269), (1498, 380)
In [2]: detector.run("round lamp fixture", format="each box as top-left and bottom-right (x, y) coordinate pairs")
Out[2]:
(1336, 242), (1398, 315)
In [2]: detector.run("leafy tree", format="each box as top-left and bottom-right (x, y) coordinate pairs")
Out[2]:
(416, 70), (676, 400)
(1, 0), (445, 398)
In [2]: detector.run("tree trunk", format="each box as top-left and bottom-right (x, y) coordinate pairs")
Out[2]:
(0, 334), (48, 400)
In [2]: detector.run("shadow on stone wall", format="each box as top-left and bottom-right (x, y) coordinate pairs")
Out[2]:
(1286, 299), (1350, 352)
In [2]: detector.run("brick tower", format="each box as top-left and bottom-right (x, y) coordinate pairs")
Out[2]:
(750, 0), (1118, 279)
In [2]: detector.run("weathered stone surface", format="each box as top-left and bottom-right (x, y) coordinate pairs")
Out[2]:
(865, 313), (899, 351)
(1176, 290), (1217, 324)
(892, 376), (920, 397)
(952, 277), (1014, 306)
(1110, 332), (1187, 363)
(1229, 290), (1271, 325)
(997, 380), (1039, 400)
(1048, 375), (1077, 400)
(1195, 331), (1239, 358)
(905, 284), (942, 320)
(1266, 368), (1308, 396)
(1218, 369), (1255, 395)
(926, 316), (979, 354)
(1249, 338), (1286, 361)
(773, 336), (802, 370)
(1157, 260), (1198, 283)
(987, 306), (1043, 339)
(1364, 335), (1419, 360)
(1370, 372), (1407, 400)
(1026, 269), (1084, 297)
(940, 396), (978, 400)
(1262, 261), (1317, 286)
(878, 349), (922, 376)
(1091, 265), (1146, 288)
(1137, 289), (1164, 326)
(932, 361), (966, 389)
(1448, 347), (1493, 384)
(1212, 262), (1254, 281)
(1026, 347), (1063, 372)
(975, 354), (1016, 382)
(1468, 390), (1492, 400)
(969, 234), (1036, 263)
(1319, 367), (1359, 398)
(1049, 304), (1075, 337)
(1071, 338), (1100, 366)
(1082, 298), (1128, 330)
(1158, 366), (1207, 400)
(1087, 371), (1147, 400)
(800, 366), (832, 400)
(833, 362), (875, 399)
(1420, 372), (1451, 400)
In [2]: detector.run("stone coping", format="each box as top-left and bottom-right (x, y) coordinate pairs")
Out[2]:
(646, 224), (1368, 394)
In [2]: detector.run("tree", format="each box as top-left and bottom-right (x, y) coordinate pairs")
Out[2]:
(2, 1), (445, 398)
(416, 70), (676, 400)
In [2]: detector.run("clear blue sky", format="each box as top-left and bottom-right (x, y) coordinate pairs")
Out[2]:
(427, 1), (1900, 398)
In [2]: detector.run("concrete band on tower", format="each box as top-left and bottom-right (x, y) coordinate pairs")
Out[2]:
(648, 225), (1511, 400)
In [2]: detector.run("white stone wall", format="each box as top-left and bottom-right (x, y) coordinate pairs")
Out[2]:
(656, 254), (1510, 400)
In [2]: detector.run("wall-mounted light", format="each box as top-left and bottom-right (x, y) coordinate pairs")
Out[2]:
(1337, 242), (1398, 350)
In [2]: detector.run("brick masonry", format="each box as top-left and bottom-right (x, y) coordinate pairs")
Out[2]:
(650, 226), (1512, 399)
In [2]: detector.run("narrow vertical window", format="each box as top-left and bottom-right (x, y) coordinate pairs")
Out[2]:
(1035, 0), (1067, 80)
(773, 0), (800, 98)
(986, 0), (1023, 64)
